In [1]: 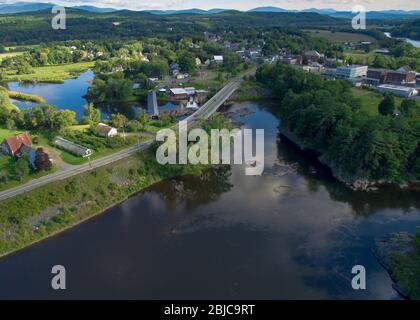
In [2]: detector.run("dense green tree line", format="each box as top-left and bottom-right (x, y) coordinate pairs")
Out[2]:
(0, 104), (76, 133)
(256, 63), (420, 184)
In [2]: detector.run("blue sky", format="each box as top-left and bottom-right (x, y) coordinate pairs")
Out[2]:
(1, 0), (419, 11)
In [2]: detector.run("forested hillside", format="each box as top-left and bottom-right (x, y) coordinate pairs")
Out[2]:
(0, 9), (342, 45)
(256, 64), (420, 188)
(393, 18), (420, 41)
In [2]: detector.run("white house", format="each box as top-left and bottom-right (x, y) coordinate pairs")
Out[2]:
(376, 84), (418, 98)
(213, 55), (224, 63)
(96, 123), (118, 138)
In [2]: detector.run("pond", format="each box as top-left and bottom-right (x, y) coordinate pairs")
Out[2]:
(7, 71), (182, 121)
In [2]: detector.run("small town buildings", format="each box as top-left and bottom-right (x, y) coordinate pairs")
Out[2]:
(386, 69), (417, 86)
(375, 49), (390, 55)
(195, 58), (202, 66)
(365, 68), (388, 86)
(282, 55), (302, 65)
(324, 58), (343, 68)
(170, 63), (180, 76)
(245, 49), (261, 60)
(96, 123), (118, 138)
(53, 137), (92, 158)
(336, 65), (368, 79)
(376, 84), (418, 98)
(213, 55), (224, 63)
(323, 68), (337, 78)
(195, 69), (209, 78)
(301, 63), (323, 74)
(184, 87), (196, 96)
(1, 133), (32, 157)
(305, 50), (322, 62)
(176, 73), (189, 80)
(170, 88), (189, 100)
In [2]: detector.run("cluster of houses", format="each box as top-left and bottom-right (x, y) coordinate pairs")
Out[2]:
(259, 47), (419, 98)
(168, 87), (208, 102)
(1, 123), (119, 172)
(169, 55), (223, 80)
(52, 123), (118, 158)
(1, 133), (53, 171)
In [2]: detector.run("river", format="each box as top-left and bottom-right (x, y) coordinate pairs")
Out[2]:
(384, 32), (420, 48)
(0, 101), (419, 299)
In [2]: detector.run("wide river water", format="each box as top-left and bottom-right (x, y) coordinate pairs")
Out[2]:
(0, 101), (420, 299)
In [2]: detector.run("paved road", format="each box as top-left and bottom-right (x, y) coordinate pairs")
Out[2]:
(0, 72), (248, 202)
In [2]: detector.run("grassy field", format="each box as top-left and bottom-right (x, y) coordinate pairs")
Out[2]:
(0, 114), (231, 256)
(0, 86), (18, 111)
(351, 88), (409, 115)
(8, 91), (45, 103)
(0, 149), (210, 257)
(3, 61), (95, 83)
(305, 30), (377, 43)
(343, 50), (379, 65)
(0, 52), (23, 62)
(0, 127), (24, 142)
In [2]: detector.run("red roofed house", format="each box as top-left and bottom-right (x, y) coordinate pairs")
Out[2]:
(2, 133), (33, 157)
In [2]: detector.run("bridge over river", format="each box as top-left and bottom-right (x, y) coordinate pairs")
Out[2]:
(0, 71), (252, 202)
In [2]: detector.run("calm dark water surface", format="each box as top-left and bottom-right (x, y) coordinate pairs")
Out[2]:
(7, 71), (182, 121)
(0, 102), (419, 299)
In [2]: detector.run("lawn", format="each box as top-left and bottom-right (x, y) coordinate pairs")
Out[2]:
(0, 52), (24, 62)
(343, 50), (378, 65)
(0, 127), (24, 142)
(3, 61), (95, 83)
(351, 88), (407, 116)
(305, 30), (377, 43)
(0, 87), (18, 111)
(0, 152), (54, 192)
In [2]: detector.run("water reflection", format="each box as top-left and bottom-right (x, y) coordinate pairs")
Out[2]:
(0, 101), (418, 299)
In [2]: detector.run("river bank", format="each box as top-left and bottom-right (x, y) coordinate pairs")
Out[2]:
(1, 101), (417, 299)
(373, 232), (420, 300)
(279, 128), (419, 191)
(0, 149), (211, 258)
(0, 112), (232, 258)
(7, 90), (45, 104)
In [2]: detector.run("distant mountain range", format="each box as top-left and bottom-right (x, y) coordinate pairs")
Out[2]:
(1, 2), (420, 19)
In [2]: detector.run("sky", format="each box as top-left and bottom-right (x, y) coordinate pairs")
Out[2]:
(0, 0), (419, 11)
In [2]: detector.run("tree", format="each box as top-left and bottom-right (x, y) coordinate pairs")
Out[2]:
(137, 109), (150, 132)
(82, 103), (101, 125)
(110, 113), (128, 129)
(400, 99), (418, 116)
(14, 157), (30, 181)
(6, 118), (15, 131)
(34, 148), (53, 171)
(378, 94), (395, 116)
(178, 51), (196, 73)
(52, 110), (76, 132)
